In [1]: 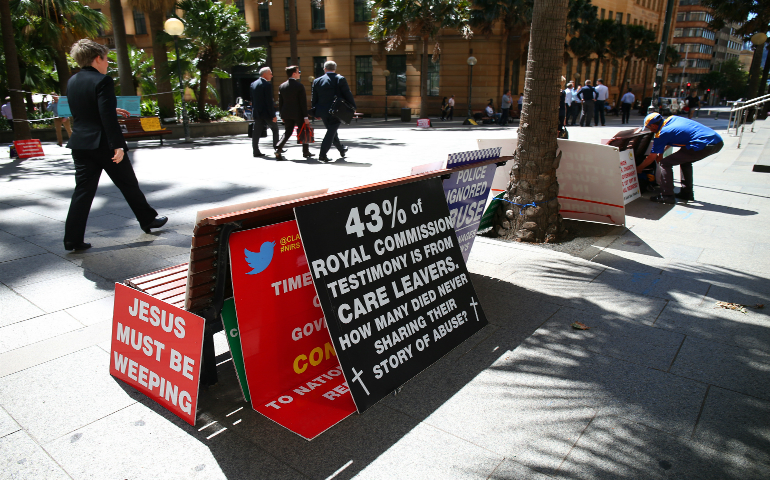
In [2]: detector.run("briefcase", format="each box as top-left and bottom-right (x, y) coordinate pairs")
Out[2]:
(329, 96), (355, 124)
(247, 122), (267, 138)
(297, 123), (314, 144)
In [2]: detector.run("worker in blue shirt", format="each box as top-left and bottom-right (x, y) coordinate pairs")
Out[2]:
(636, 113), (723, 204)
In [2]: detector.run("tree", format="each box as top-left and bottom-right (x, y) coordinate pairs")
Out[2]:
(590, 19), (616, 83)
(718, 58), (749, 100)
(109, 0), (134, 96)
(129, 0), (183, 118)
(1, 0), (31, 139)
(495, 0), (569, 242)
(470, 0), (531, 96)
(369, 0), (474, 118)
(702, 0), (770, 100)
(107, 45), (155, 95)
(565, 0), (598, 84)
(613, 24), (655, 105)
(176, 0), (251, 119)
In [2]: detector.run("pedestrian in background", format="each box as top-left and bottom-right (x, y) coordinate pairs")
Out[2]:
(620, 88), (635, 124)
(63, 39), (166, 251)
(686, 92), (700, 119)
(250, 67), (279, 158)
(276, 65), (313, 160)
(566, 82), (580, 126)
(578, 80), (595, 127)
(439, 96), (448, 120)
(500, 90), (512, 126)
(517, 93), (524, 116)
(446, 95), (455, 120)
(311, 60), (356, 163)
(2, 97), (13, 132)
(594, 78), (608, 126)
(48, 93), (72, 147)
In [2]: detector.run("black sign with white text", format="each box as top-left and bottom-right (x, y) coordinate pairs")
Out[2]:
(294, 178), (488, 412)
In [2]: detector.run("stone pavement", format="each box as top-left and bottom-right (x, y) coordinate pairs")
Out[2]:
(0, 112), (768, 479)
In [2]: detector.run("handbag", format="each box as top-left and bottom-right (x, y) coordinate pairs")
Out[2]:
(297, 123), (314, 144)
(247, 122), (268, 138)
(328, 75), (356, 124)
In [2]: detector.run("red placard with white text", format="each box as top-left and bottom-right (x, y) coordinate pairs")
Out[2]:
(110, 284), (205, 426)
(13, 140), (45, 159)
(229, 220), (356, 440)
(416, 118), (431, 128)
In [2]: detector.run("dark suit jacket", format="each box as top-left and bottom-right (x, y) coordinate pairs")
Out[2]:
(65, 67), (126, 151)
(278, 78), (308, 121)
(250, 77), (275, 120)
(311, 73), (356, 119)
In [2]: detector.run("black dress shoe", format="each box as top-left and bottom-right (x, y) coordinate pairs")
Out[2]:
(275, 151), (283, 160)
(142, 216), (168, 233)
(253, 152), (265, 158)
(318, 155), (332, 163)
(276, 148), (288, 154)
(303, 151), (316, 158)
(64, 242), (92, 251)
(675, 189), (694, 201)
(650, 195), (676, 204)
(338, 146), (348, 158)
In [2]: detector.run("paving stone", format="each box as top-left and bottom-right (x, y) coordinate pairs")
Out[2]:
(351, 422), (503, 479)
(571, 282), (669, 320)
(0, 431), (70, 480)
(83, 212), (137, 233)
(466, 258), (518, 279)
(703, 284), (770, 312)
(0, 284), (45, 327)
(64, 295), (115, 327)
(590, 249), (668, 274)
(0, 407), (20, 438)
(698, 248), (770, 276)
(0, 311), (84, 354)
(0, 207), (65, 238)
(670, 336), (770, 401)
(654, 301), (770, 353)
(0, 241), (47, 264)
(0, 253), (83, 288)
(67, 247), (173, 283)
(536, 308), (685, 371)
(45, 401), (304, 480)
(693, 387), (770, 466)
(0, 346), (141, 444)
(467, 238), (521, 265)
(13, 273), (114, 313)
(554, 415), (770, 480)
(22, 229), (122, 255)
(488, 459), (556, 480)
(0, 229), (25, 245)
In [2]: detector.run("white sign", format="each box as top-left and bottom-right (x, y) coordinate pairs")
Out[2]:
(619, 150), (641, 204)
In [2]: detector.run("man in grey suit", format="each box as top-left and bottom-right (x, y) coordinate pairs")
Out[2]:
(250, 67), (279, 158)
(311, 61), (356, 162)
(63, 39), (166, 251)
(276, 65), (313, 160)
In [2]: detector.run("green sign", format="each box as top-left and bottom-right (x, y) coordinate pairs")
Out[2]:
(221, 298), (250, 403)
(478, 192), (504, 231)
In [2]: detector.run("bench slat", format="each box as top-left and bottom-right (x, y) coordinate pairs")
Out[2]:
(155, 286), (186, 301)
(126, 263), (189, 289)
(145, 277), (187, 296)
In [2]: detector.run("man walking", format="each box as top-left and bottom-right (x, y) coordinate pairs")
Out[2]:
(578, 80), (595, 127)
(250, 67), (279, 158)
(620, 88), (635, 124)
(637, 113), (723, 204)
(311, 61), (356, 163)
(593, 78), (608, 126)
(446, 95), (455, 120)
(500, 90), (512, 126)
(567, 82), (580, 126)
(686, 92), (700, 119)
(63, 39), (166, 251)
(276, 65), (313, 160)
(48, 93), (72, 147)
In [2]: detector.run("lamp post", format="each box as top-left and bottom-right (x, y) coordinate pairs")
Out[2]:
(164, 18), (191, 143)
(466, 56), (477, 118)
(383, 69), (390, 121)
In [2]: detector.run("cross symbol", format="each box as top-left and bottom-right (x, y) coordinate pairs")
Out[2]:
(470, 297), (480, 322)
(350, 367), (370, 396)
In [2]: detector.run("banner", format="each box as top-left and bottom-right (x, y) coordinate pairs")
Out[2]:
(13, 140), (44, 159)
(229, 220), (356, 440)
(295, 178), (488, 413)
(59, 96), (140, 117)
(220, 299), (250, 403)
(110, 284), (204, 426)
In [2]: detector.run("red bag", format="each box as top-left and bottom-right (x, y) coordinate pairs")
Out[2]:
(297, 123), (314, 144)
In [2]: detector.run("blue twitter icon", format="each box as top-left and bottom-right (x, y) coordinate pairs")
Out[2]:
(245, 241), (276, 275)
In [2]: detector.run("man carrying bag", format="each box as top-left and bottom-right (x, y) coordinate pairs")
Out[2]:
(311, 60), (356, 163)
(276, 65), (314, 160)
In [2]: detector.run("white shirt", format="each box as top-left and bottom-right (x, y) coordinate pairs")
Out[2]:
(621, 92), (635, 104)
(447, 97), (455, 107)
(485, 105), (494, 116)
(1, 102), (12, 120)
(594, 84), (609, 101)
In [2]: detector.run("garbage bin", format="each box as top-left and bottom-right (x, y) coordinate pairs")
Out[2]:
(401, 108), (411, 122)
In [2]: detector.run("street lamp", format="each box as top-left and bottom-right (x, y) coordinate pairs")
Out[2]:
(383, 69), (390, 121)
(164, 17), (191, 143)
(466, 56), (477, 118)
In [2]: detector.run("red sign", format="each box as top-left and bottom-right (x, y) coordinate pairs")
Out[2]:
(110, 283), (205, 426)
(13, 140), (45, 159)
(229, 220), (356, 440)
(416, 118), (431, 128)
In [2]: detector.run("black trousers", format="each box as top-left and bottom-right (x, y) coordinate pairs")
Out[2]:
(568, 103), (580, 125)
(658, 142), (724, 196)
(276, 119), (310, 155)
(445, 106), (454, 120)
(500, 108), (510, 126)
(252, 117), (279, 154)
(64, 146), (157, 244)
(621, 103), (632, 124)
(320, 115), (343, 158)
(594, 100), (606, 125)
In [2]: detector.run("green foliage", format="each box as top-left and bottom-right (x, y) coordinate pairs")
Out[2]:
(141, 98), (159, 117)
(107, 45), (156, 96)
(701, 0), (770, 37)
(369, 0), (473, 50)
(716, 59), (749, 100)
(470, 0), (531, 38)
(0, 117), (11, 131)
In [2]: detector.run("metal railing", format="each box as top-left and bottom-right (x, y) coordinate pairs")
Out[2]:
(728, 93), (770, 149)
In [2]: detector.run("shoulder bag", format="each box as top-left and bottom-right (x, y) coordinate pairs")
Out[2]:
(328, 76), (355, 124)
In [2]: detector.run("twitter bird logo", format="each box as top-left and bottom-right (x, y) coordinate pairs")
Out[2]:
(245, 241), (276, 275)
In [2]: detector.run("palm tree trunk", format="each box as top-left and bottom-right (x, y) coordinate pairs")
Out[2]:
(641, 61), (649, 112)
(147, 8), (174, 118)
(288, 0), (298, 65)
(593, 58), (601, 84)
(617, 56), (632, 105)
(0, 0), (31, 140)
(54, 44), (71, 94)
(197, 72), (208, 120)
(497, 0), (568, 243)
(420, 36), (429, 117)
(25, 92), (34, 114)
(502, 29), (511, 96)
(110, 0), (136, 96)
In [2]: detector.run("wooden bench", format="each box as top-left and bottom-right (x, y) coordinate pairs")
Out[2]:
(353, 112), (364, 122)
(123, 155), (511, 387)
(118, 116), (173, 145)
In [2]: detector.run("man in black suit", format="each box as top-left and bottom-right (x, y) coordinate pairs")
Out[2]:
(250, 67), (279, 158)
(276, 65), (313, 160)
(63, 39), (166, 251)
(311, 61), (356, 163)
